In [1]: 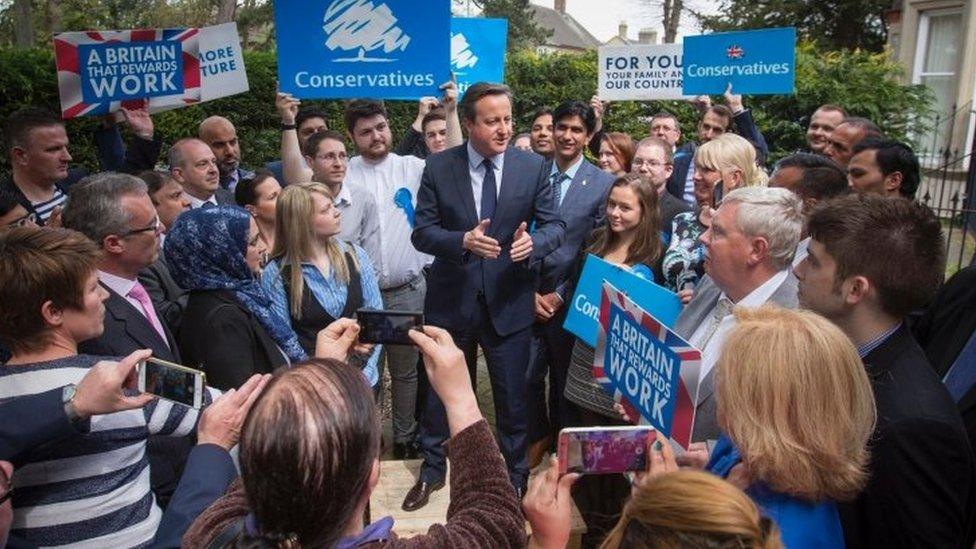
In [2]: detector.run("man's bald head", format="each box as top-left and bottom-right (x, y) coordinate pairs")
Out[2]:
(198, 116), (240, 177)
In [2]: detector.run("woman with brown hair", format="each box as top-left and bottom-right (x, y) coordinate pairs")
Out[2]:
(706, 305), (876, 547)
(563, 173), (663, 422)
(597, 132), (636, 176)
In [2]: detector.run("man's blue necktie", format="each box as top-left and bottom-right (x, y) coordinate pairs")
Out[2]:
(481, 158), (496, 221)
(944, 329), (976, 402)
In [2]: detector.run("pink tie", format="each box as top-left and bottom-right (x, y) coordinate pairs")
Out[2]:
(128, 281), (170, 348)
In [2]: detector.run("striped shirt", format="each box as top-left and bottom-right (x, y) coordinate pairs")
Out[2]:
(32, 187), (67, 223)
(261, 241), (384, 386)
(0, 355), (210, 548)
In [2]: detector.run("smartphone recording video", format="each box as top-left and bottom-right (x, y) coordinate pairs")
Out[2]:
(356, 309), (423, 345)
(558, 426), (655, 475)
(138, 358), (206, 409)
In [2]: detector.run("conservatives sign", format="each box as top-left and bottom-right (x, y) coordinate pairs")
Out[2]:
(275, 0), (451, 99)
(451, 17), (507, 96)
(682, 27), (796, 95)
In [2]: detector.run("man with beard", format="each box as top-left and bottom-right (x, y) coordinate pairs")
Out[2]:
(198, 116), (254, 192)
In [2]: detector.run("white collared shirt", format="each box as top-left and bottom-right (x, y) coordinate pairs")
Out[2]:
(689, 269), (792, 381)
(467, 141), (504, 219)
(792, 236), (811, 268)
(345, 152), (430, 290)
(184, 192), (217, 209)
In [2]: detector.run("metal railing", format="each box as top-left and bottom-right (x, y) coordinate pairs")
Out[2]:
(913, 102), (976, 276)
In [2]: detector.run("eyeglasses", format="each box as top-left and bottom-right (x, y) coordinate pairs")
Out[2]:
(0, 464), (12, 505)
(6, 212), (37, 227)
(121, 215), (161, 237)
(632, 159), (669, 168)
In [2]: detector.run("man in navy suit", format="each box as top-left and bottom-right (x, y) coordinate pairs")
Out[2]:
(526, 100), (614, 461)
(406, 82), (566, 510)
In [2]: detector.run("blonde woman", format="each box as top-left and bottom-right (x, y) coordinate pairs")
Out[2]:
(261, 182), (383, 388)
(662, 132), (768, 292)
(601, 470), (782, 549)
(706, 305), (876, 548)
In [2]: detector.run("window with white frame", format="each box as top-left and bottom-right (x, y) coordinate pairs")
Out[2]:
(912, 8), (962, 161)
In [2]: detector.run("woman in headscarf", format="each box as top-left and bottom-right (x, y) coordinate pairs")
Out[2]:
(165, 205), (306, 390)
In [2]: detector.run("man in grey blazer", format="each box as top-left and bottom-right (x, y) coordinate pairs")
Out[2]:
(672, 187), (803, 443)
(527, 100), (614, 460)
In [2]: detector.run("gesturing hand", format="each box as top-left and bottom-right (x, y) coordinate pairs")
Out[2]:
(197, 373), (271, 450)
(589, 95), (605, 121)
(463, 219), (501, 259)
(511, 221), (533, 262)
(315, 318), (362, 361)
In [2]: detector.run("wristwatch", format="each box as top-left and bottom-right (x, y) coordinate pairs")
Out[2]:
(281, 123), (297, 131)
(62, 384), (83, 424)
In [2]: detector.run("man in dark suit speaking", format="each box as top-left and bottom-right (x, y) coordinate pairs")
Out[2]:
(406, 82), (565, 511)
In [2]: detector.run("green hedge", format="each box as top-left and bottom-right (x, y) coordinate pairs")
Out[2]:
(0, 42), (931, 176)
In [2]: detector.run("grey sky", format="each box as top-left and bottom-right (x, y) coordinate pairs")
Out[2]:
(527, 0), (719, 43)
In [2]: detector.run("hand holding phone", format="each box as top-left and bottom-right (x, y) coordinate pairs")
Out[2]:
(557, 426), (655, 475)
(356, 309), (424, 345)
(138, 358), (206, 409)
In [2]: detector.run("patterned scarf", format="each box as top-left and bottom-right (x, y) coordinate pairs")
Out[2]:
(163, 205), (307, 362)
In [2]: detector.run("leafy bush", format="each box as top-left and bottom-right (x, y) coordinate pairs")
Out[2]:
(0, 42), (931, 176)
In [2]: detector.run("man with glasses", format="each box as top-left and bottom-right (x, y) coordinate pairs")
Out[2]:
(0, 182), (38, 228)
(167, 138), (234, 207)
(631, 137), (692, 241)
(279, 126), (379, 262)
(62, 172), (190, 508)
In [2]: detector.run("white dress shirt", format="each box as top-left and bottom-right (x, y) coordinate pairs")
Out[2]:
(792, 236), (811, 268)
(345, 152), (430, 290)
(184, 192), (217, 209)
(689, 269), (791, 381)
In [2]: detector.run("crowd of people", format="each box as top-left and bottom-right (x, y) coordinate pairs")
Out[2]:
(0, 76), (974, 549)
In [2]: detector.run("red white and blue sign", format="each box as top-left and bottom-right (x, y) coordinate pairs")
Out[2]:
(593, 282), (701, 449)
(54, 28), (201, 119)
(682, 27), (796, 96)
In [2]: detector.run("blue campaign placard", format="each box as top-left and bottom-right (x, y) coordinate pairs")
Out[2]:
(682, 27), (796, 95)
(274, 0), (452, 99)
(450, 17), (507, 97)
(603, 303), (681, 431)
(78, 41), (184, 103)
(563, 254), (682, 347)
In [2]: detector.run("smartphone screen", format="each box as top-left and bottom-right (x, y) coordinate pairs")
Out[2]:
(558, 427), (655, 474)
(140, 359), (204, 408)
(356, 309), (423, 345)
(712, 179), (725, 207)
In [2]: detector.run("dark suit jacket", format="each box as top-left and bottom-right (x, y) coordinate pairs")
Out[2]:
(659, 191), (693, 236)
(665, 110), (770, 202)
(179, 290), (286, 391)
(673, 273), (798, 442)
(838, 325), (975, 549)
(913, 266), (976, 451)
(151, 444), (237, 549)
(0, 388), (82, 462)
(214, 187), (236, 206)
(79, 283), (179, 362)
(412, 143), (566, 337)
(539, 158), (614, 297)
(219, 167), (255, 190)
(138, 259), (188, 336)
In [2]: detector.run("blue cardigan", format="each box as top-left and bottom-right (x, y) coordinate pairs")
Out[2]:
(706, 434), (845, 548)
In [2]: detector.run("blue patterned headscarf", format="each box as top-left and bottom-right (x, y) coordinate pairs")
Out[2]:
(164, 206), (307, 362)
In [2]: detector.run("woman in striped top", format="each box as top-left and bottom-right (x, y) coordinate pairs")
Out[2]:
(0, 227), (208, 548)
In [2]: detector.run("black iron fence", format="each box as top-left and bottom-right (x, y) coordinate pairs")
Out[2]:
(913, 102), (976, 276)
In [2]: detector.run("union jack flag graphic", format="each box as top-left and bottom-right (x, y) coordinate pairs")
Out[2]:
(54, 28), (201, 119)
(592, 282), (701, 449)
(726, 44), (745, 59)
